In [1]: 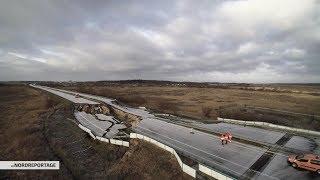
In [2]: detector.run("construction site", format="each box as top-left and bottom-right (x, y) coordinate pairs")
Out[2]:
(29, 84), (320, 179)
(1, 1), (320, 179)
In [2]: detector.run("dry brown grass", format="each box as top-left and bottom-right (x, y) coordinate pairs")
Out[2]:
(61, 85), (320, 120)
(202, 106), (213, 118)
(108, 139), (191, 180)
(219, 106), (320, 131)
(0, 85), (72, 179)
(0, 85), (190, 179)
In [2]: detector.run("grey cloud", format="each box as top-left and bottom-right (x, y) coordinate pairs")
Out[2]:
(0, 0), (319, 83)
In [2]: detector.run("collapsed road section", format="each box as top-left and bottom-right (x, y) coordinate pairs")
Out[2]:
(31, 85), (319, 180)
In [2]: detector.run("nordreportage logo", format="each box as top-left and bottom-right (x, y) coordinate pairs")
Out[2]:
(11, 162), (56, 168)
(0, 161), (59, 170)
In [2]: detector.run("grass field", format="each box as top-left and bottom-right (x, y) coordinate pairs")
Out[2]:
(54, 82), (320, 130)
(0, 85), (190, 179)
(0, 85), (73, 178)
(59, 84), (320, 117)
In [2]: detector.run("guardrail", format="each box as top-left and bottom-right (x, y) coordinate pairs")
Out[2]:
(199, 164), (235, 180)
(218, 117), (320, 136)
(98, 136), (130, 147)
(36, 85), (237, 179)
(79, 124), (237, 179)
(130, 133), (197, 178)
(78, 124), (130, 147)
(78, 124), (96, 139)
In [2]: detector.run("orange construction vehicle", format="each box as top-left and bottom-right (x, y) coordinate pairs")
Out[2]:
(221, 132), (232, 145)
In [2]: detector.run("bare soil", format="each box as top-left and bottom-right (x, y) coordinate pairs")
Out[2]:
(0, 85), (72, 179)
(0, 85), (189, 179)
(108, 139), (191, 180)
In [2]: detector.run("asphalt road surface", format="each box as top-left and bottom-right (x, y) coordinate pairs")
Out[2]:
(256, 154), (319, 180)
(194, 122), (285, 144)
(56, 88), (153, 117)
(31, 85), (99, 104)
(134, 117), (270, 178)
(285, 136), (317, 152)
(75, 112), (123, 138)
(32, 85), (319, 180)
(75, 111), (112, 136)
(255, 136), (318, 180)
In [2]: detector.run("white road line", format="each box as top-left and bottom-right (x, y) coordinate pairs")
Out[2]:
(136, 125), (248, 169)
(36, 85), (280, 179)
(143, 120), (266, 157)
(161, 118), (288, 154)
(136, 126), (278, 180)
(135, 128), (244, 177)
(153, 117), (290, 159)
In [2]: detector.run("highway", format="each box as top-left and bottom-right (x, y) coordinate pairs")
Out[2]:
(31, 85), (99, 104)
(54, 88), (153, 117)
(75, 112), (112, 137)
(31, 85), (318, 180)
(135, 117), (268, 178)
(191, 122), (285, 144)
(75, 112), (126, 138)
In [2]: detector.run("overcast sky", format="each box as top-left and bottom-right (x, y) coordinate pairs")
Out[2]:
(0, 0), (319, 83)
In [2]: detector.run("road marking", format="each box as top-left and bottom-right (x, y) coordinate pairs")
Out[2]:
(51, 85), (287, 160)
(136, 126), (279, 180)
(45, 86), (278, 179)
(152, 117), (290, 159)
(48, 86), (290, 158)
(196, 126), (290, 158)
(140, 119), (266, 157)
(136, 125), (249, 168)
(136, 128), (244, 177)
(39, 86), (98, 104)
(36, 85), (279, 179)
